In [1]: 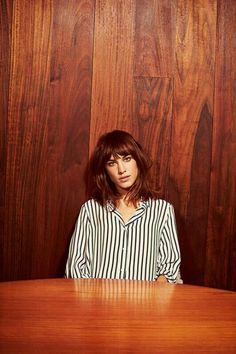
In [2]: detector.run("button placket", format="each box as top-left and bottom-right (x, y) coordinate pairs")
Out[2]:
(120, 225), (128, 279)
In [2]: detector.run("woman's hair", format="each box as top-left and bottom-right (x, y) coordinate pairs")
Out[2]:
(87, 130), (158, 206)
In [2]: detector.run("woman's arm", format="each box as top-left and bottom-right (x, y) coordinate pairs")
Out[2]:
(65, 205), (91, 278)
(157, 204), (181, 283)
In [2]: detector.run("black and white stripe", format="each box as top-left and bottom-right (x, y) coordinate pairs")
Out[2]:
(65, 198), (181, 282)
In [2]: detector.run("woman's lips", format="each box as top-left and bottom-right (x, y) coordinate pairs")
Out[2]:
(119, 176), (130, 182)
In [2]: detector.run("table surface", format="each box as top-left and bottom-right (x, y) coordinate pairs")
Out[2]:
(0, 279), (236, 354)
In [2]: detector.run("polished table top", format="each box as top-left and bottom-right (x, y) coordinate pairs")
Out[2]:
(0, 279), (236, 353)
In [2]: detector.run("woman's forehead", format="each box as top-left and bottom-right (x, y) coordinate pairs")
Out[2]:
(104, 144), (130, 156)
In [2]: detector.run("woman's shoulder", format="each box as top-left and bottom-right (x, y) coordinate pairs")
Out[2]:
(81, 198), (104, 211)
(148, 198), (173, 208)
(147, 199), (176, 223)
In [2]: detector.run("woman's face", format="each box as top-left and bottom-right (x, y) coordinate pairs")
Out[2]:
(105, 154), (138, 195)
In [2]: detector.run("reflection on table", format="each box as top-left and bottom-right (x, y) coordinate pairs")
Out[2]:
(0, 278), (236, 353)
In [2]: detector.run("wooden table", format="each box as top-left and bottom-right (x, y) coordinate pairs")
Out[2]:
(0, 279), (236, 353)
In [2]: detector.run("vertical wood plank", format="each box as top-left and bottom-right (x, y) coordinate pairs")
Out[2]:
(134, 77), (173, 198)
(169, 0), (217, 284)
(205, 0), (236, 290)
(134, 0), (175, 77)
(4, 0), (52, 280)
(0, 0), (13, 277)
(184, 103), (213, 284)
(90, 0), (135, 153)
(47, 0), (94, 276)
(3, 0), (94, 280)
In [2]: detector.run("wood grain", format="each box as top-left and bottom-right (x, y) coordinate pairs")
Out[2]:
(134, 77), (173, 198)
(0, 0), (12, 276)
(90, 0), (136, 153)
(1, 279), (236, 353)
(134, 0), (175, 77)
(42, 0), (94, 277)
(3, 0), (52, 280)
(205, 0), (236, 290)
(168, 0), (217, 285)
(184, 102), (213, 284)
(169, 0), (217, 214)
(2, 0), (94, 280)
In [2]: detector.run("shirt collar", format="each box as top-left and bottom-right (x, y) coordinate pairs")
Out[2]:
(106, 198), (150, 211)
(139, 198), (150, 209)
(106, 200), (115, 212)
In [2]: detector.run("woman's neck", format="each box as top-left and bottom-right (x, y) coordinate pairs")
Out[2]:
(116, 198), (139, 223)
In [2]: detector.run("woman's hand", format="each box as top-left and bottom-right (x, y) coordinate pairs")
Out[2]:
(157, 275), (168, 283)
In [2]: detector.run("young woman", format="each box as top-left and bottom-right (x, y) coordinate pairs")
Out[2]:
(65, 130), (181, 283)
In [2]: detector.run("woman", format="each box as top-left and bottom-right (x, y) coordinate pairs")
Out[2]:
(65, 130), (181, 283)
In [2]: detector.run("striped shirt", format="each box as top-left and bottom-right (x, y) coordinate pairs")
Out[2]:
(65, 198), (181, 282)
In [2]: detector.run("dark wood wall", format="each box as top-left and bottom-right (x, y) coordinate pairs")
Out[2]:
(1, 0), (235, 290)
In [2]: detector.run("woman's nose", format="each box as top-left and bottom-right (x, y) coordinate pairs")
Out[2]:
(117, 161), (126, 174)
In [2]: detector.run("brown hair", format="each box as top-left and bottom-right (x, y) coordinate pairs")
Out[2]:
(87, 130), (158, 206)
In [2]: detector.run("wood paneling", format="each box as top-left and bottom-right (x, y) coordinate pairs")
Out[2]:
(205, 0), (236, 290)
(170, 0), (216, 213)
(90, 0), (136, 152)
(1, 0), (94, 280)
(134, 0), (175, 199)
(46, 0), (94, 277)
(135, 0), (175, 77)
(0, 0), (12, 270)
(134, 77), (173, 198)
(168, 0), (217, 285)
(3, 0), (52, 280)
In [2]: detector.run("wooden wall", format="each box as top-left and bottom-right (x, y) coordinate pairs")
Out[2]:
(1, 0), (235, 290)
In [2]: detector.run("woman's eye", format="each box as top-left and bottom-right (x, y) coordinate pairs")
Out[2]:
(107, 161), (115, 167)
(123, 156), (132, 162)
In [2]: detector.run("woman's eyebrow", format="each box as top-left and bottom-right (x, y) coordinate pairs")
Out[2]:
(106, 156), (117, 162)
(107, 153), (131, 162)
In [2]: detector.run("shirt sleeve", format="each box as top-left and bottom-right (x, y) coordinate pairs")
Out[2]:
(156, 203), (181, 283)
(65, 205), (91, 278)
